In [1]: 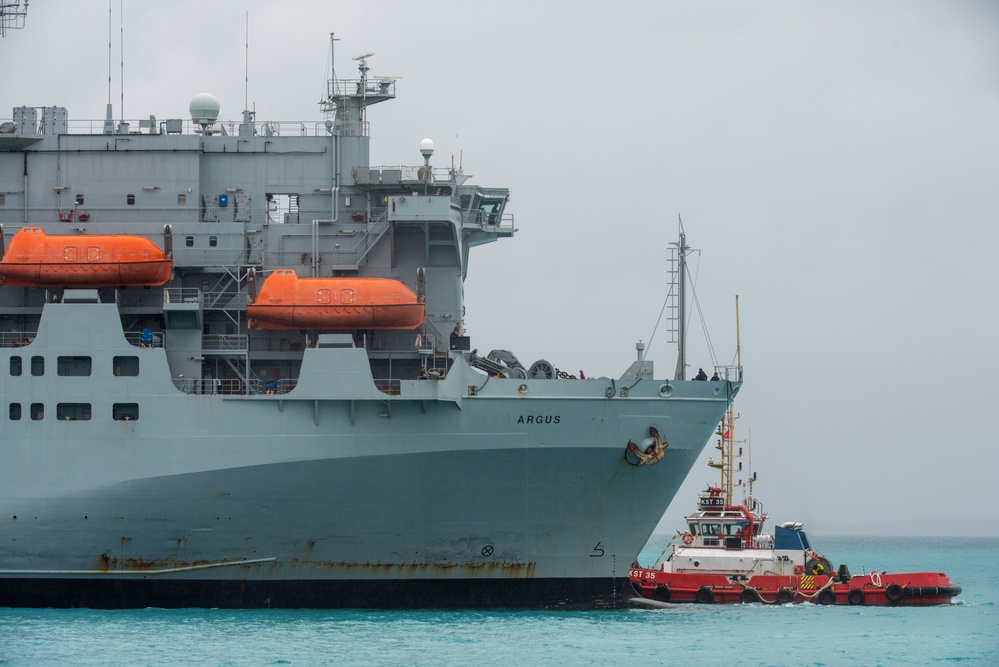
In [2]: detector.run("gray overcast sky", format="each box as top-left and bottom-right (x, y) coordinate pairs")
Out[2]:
(4, 0), (998, 536)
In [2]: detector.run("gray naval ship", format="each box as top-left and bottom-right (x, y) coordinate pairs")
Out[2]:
(0, 42), (741, 608)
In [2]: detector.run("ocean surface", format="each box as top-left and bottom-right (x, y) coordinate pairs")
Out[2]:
(1, 536), (995, 666)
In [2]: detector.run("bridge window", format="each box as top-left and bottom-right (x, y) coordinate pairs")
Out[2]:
(58, 356), (92, 376)
(113, 403), (139, 421)
(9, 403), (21, 420)
(10, 356), (21, 376)
(57, 403), (91, 421)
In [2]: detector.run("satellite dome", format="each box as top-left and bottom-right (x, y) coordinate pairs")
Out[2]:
(189, 93), (221, 125)
(419, 138), (435, 157)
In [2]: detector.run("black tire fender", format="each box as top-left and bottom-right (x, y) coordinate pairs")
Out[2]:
(652, 586), (671, 603)
(885, 583), (904, 603)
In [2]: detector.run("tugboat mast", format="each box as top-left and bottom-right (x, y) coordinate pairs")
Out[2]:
(708, 295), (747, 508)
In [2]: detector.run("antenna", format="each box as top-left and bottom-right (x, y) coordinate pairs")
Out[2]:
(319, 32), (341, 116)
(107, 0), (111, 106)
(119, 0), (123, 123)
(244, 11), (249, 112)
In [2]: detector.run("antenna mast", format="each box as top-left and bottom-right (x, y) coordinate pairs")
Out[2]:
(673, 219), (688, 380)
(244, 11), (249, 112)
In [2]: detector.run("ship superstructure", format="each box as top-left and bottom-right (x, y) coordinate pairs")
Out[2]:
(0, 42), (741, 608)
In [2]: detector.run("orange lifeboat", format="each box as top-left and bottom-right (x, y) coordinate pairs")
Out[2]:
(0, 226), (172, 287)
(248, 270), (425, 330)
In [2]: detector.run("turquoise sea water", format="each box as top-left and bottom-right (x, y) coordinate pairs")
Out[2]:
(1, 536), (995, 666)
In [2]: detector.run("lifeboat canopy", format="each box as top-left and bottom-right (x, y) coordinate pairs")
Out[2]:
(248, 270), (425, 330)
(0, 226), (173, 288)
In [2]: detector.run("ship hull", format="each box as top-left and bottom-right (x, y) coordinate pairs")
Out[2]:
(0, 301), (734, 608)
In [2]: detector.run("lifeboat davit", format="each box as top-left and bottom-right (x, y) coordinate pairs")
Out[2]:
(248, 270), (425, 330)
(0, 226), (172, 287)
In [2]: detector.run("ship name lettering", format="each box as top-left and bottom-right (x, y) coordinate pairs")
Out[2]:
(516, 415), (561, 424)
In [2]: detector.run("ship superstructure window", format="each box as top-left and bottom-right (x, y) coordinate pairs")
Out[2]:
(178, 194), (186, 205)
(113, 356), (139, 376)
(10, 356), (21, 376)
(113, 403), (139, 421)
(57, 403), (91, 421)
(186, 236), (194, 247)
(0, 194), (5, 205)
(127, 194), (136, 205)
(30, 403), (43, 420)
(31, 356), (44, 376)
(209, 235), (218, 247)
(9, 403), (21, 420)
(75, 194), (84, 206)
(57, 356), (92, 376)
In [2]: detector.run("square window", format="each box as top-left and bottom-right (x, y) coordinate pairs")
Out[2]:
(31, 356), (44, 376)
(75, 194), (85, 205)
(113, 356), (140, 376)
(57, 356), (92, 376)
(178, 194), (187, 205)
(186, 236), (194, 247)
(30, 403), (44, 420)
(10, 356), (21, 376)
(57, 403), (92, 421)
(209, 236), (218, 247)
(9, 403), (21, 420)
(113, 403), (139, 421)
(127, 194), (136, 205)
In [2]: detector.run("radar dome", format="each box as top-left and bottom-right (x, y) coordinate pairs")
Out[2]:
(189, 93), (221, 125)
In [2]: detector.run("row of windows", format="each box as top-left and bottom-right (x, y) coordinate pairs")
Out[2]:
(0, 194), (187, 206)
(9, 402), (139, 421)
(9, 355), (139, 377)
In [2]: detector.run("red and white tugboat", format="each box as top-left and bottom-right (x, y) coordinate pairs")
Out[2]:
(630, 405), (961, 606)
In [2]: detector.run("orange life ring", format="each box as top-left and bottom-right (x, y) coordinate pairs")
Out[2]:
(682, 533), (694, 545)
